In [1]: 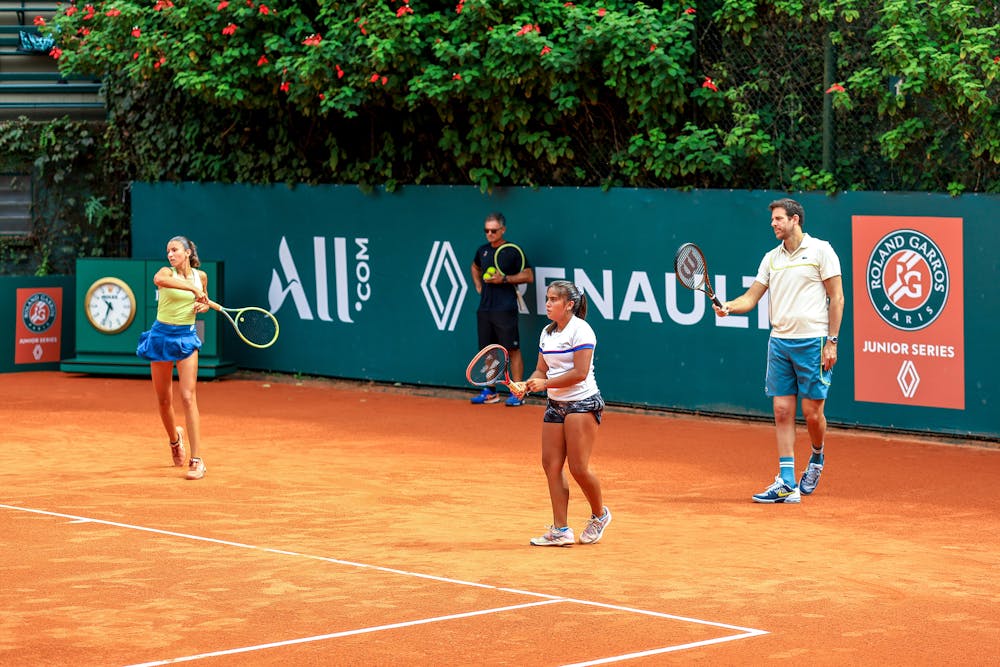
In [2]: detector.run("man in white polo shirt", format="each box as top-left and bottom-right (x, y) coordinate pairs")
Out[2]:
(714, 198), (845, 503)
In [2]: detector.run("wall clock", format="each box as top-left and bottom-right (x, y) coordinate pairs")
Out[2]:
(84, 277), (137, 334)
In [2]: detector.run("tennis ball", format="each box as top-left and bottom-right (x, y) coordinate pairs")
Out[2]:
(483, 267), (497, 280)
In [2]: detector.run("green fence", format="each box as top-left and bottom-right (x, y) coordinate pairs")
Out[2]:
(128, 183), (997, 439)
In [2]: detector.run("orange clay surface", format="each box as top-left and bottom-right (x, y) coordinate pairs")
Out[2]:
(1, 371), (998, 666)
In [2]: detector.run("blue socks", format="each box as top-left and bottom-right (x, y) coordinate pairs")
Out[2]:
(779, 456), (796, 486)
(809, 444), (825, 465)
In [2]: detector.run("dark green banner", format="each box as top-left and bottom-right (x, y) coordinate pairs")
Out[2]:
(129, 183), (998, 439)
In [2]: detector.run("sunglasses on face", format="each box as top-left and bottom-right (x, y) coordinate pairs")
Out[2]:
(484, 228), (502, 234)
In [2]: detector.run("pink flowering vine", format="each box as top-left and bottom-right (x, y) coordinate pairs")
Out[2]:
(105, 8), (120, 17)
(50, 46), (63, 59)
(303, 34), (322, 46)
(65, 6), (77, 16)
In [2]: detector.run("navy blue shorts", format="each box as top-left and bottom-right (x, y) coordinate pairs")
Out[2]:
(136, 321), (202, 362)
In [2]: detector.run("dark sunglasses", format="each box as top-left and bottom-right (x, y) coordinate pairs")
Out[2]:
(484, 228), (502, 234)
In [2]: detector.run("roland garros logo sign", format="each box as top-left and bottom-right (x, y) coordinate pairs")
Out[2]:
(866, 229), (949, 331)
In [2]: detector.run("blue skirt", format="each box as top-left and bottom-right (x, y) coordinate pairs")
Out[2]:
(136, 321), (202, 362)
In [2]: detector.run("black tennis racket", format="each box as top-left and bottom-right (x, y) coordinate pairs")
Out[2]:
(466, 344), (526, 397)
(674, 242), (725, 310)
(208, 301), (279, 349)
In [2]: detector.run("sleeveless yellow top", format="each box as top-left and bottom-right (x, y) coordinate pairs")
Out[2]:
(157, 269), (202, 325)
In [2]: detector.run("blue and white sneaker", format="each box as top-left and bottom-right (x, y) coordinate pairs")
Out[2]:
(530, 525), (575, 546)
(505, 393), (524, 407)
(580, 506), (612, 544)
(471, 388), (499, 404)
(752, 475), (801, 504)
(799, 462), (824, 495)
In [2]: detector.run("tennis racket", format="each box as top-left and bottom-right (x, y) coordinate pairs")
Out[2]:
(208, 301), (279, 349)
(466, 344), (527, 398)
(674, 242), (725, 310)
(493, 242), (528, 312)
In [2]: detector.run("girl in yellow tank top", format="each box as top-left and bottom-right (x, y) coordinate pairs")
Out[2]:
(135, 236), (211, 480)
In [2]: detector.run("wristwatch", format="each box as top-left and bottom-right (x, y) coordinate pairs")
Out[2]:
(828, 336), (839, 344)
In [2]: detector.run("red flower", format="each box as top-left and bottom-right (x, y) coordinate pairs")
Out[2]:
(131, 26), (141, 37)
(78, 27), (90, 35)
(564, 2), (574, 6)
(650, 44), (656, 51)
(684, 7), (696, 14)
(702, 76), (718, 91)
(303, 34), (322, 46)
(133, 51), (139, 59)
(65, 6), (77, 16)
(152, 0), (173, 10)
(452, 72), (461, 80)
(318, 93), (325, 100)
(370, 73), (380, 82)
(456, 1), (464, 13)
(49, 47), (63, 59)
(396, 5), (413, 16)
(381, 76), (388, 85)
(336, 65), (344, 79)
(154, 56), (166, 68)
(280, 81), (289, 93)
(257, 55), (268, 66)
(597, 7), (606, 16)
(33, 16), (45, 26)
(83, 4), (95, 19)
(994, 56), (999, 63)
(222, 23), (238, 35)
(217, 0), (228, 8)
(540, 45), (551, 56)
(105, 8), (120, 17)
(258, 4), (269, 14)
(825, 83), (846, 93)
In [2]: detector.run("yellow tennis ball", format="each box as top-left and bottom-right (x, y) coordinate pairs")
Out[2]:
(483, 267), (497, 280)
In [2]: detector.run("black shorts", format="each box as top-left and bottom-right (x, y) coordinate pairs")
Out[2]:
(477, 310), (520, 351)
(543, 393), (605, 424)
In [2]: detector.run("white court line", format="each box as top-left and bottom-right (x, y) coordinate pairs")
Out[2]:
(124, 600), (566, 667)
(2, 503), (768, 664)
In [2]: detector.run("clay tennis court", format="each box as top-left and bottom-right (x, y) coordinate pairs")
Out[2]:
(2, 371), (997, 665)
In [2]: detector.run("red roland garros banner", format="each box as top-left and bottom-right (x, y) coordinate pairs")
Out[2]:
(15, 287), (62, 364)
(852, 217), (964, 409)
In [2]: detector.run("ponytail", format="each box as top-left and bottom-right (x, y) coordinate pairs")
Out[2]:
(170, 235), (201, 268)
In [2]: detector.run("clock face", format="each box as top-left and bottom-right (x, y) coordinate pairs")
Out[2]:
(85, 277), (137, 334)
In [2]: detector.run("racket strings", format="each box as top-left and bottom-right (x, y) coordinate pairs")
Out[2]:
(235, 309), (278, 346)
(469, 349), (507, 385)
(494, 245), (525, 276)
(676, 248), (710, 291)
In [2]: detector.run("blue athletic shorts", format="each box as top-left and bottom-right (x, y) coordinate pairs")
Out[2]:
(543, 392), (605, 424)
(765, 337), (831, 399)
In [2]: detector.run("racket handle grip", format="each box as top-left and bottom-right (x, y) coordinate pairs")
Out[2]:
(711, 295), (729, 313)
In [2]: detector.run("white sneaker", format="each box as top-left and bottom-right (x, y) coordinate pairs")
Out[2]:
(185, 458), (206, 480)
(580, 506), (612, 544)
(530, 525), (574, 546)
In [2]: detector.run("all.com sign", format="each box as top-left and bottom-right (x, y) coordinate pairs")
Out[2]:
(421, 241), (467, 331)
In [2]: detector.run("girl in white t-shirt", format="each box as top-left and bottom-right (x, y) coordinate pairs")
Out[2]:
(522, 280), (611, 546)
